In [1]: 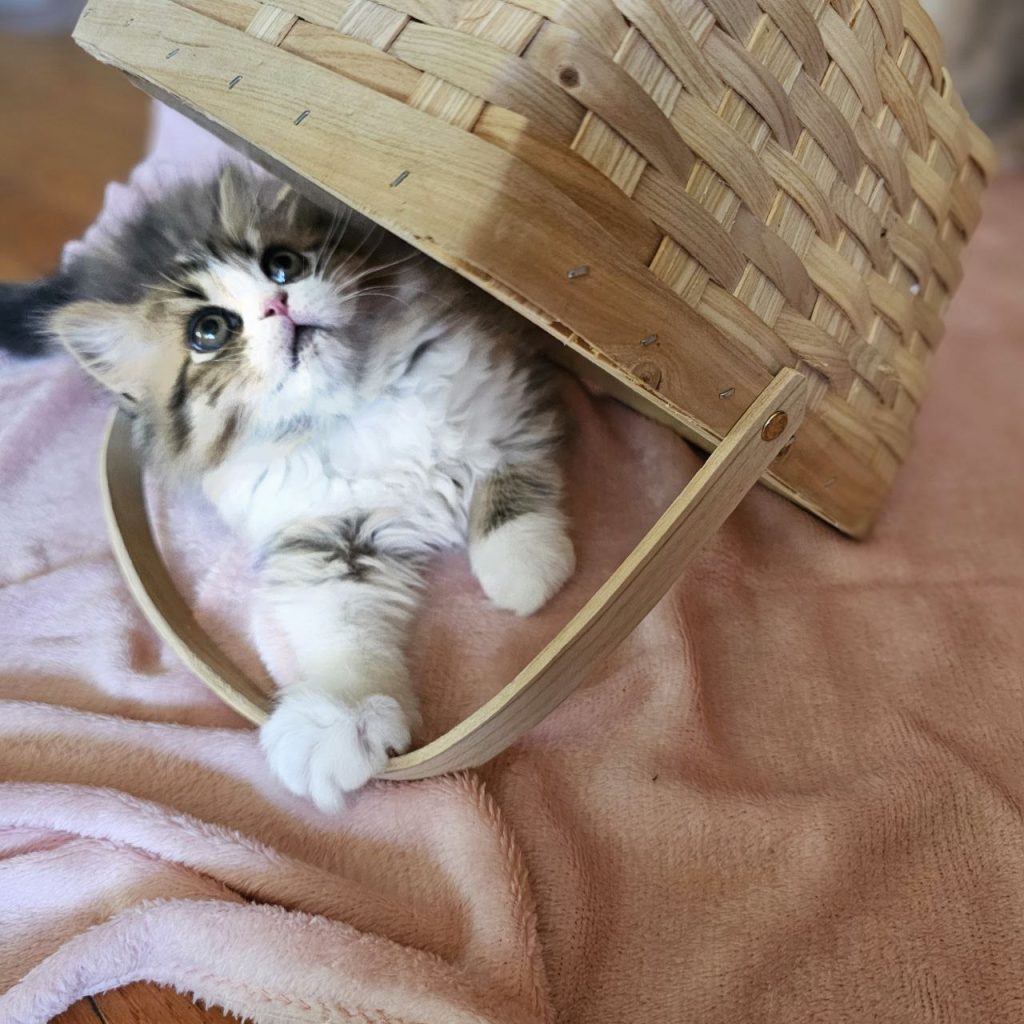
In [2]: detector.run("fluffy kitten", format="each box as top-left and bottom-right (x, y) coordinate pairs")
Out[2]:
(30, 166), (575, 810)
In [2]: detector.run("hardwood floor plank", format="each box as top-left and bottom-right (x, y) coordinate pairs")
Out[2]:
(94, 984), (239, 1022)
(49, 998), (102, 1023)
(0, 30), (148, 279)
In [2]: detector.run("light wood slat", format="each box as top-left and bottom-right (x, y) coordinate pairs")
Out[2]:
(632, 169), (746, 291)
(404, 1), (543, 131)
(854, 116), (913, 213)
(755, 0), (829, 80)
(573, 24), (687, 197)
(804, 235), (874, 338)
(818, 6), (883, 117)
(847, 336), (900, 406)
(611, 0), (724, 107)
(513, 0), (629, 55)
(246, 3), (297, 45)
(453, 0), (543, 49)
(704, 28), (800, 150)
(473, 105), (661, 263)
(731, 208), (817, 316)
(886, 216), (932, 285)
(174, 0), (258, 30)
(526, 20), (696, 184)
(101, 370), (808, 776)
(922, 84), (970, 169)
(338, 0), (408, 48)
(888, 345), (927, 405)
(773, 307), (856, 391)
(391, 20), (582, 139)
(868, 402), (914, 460)
(947, 174), (982, 237)
(926, 238), (960, 297)
(760, 139), (841, 243)
(264, 0), (349, 28)
(696, 284), (796, 371)
(281, 18), (421, 100)
(912, 286), (944, 348)
(867, 271), (915, 343)
(900, 0), (943, 89)
(788, 74), (861, 186)
(377, 0), (460, 26)
(904, 148), (950, 224)
(829, 180), (889, 271)
(669, 92), (777, 219)
(647, 235), (712, 309)
(876, 48), (929, 157)
(701, 0), (760, 44)
(863, 0), (904, 56)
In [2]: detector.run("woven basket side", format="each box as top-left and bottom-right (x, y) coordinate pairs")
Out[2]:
(76, 0), (996, 534)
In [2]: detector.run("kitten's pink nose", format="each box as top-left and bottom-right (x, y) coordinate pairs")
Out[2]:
(262, 294), (292, 320)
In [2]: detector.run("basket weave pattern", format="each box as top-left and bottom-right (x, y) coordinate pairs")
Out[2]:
(78, 0), (995, 533)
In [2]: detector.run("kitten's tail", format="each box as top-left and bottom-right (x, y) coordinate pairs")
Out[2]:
(0, 275), (73, 358)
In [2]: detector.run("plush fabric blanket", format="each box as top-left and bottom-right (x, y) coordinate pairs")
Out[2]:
(1, 109), (1022, 1023)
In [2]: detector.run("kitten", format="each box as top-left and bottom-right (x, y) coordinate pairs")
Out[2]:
(19, 165), (575, 810)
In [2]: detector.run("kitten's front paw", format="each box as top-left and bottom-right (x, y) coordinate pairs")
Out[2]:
(471, 512), (575, 617)
(260, 691), (411, 812)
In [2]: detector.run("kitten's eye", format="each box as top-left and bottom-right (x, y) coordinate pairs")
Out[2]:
(261, 247), (307, 285)
(187, 307), (241, 353)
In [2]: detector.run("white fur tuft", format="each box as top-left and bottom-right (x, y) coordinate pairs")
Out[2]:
(260, 691), (412, 812)
(470, 512), (575, 616)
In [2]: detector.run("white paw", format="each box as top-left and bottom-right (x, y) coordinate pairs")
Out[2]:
(471, 512), (575, 616)
(260, 690), (411, 812)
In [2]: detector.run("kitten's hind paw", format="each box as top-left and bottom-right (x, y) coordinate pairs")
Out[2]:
(471, 512), (575, 616)
(260, 690), (411, 812)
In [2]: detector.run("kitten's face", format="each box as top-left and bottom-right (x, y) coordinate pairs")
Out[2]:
(50, 166), (445, 467)
(159, 234), (358, 408)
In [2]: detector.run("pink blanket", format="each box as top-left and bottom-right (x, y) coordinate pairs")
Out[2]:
(2, 109), (1024, 1023)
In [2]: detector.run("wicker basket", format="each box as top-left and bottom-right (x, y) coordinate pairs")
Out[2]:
(75, 0), (995, 778)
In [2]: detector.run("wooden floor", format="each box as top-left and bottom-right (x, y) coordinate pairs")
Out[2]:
(0, 29), (237, 1024)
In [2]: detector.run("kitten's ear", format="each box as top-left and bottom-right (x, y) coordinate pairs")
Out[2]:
(216, 164), (251, 236)
(271, 182), (305, 228)
(49, 301), (152, 400)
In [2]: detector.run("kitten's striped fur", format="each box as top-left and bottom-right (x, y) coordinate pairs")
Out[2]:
(43, 166), (575, 810)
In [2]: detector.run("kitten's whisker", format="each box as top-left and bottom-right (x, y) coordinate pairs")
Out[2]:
(351, 232), (390, 277)
(335, 223), (386, 279)
(342, 251), (424, 288)
(337, 287), (411, 309)
(324, 208), (372, 276)
(144, 283), (179, 297)
(339, 283), (406, 300)
(156, 270), (189, 291)
(315, 205), (350, 274)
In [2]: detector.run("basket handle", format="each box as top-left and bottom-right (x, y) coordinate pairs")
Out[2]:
(102, 368), (807, 780)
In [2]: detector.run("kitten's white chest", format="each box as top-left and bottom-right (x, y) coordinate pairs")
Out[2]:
(203, 392), (477, 549)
